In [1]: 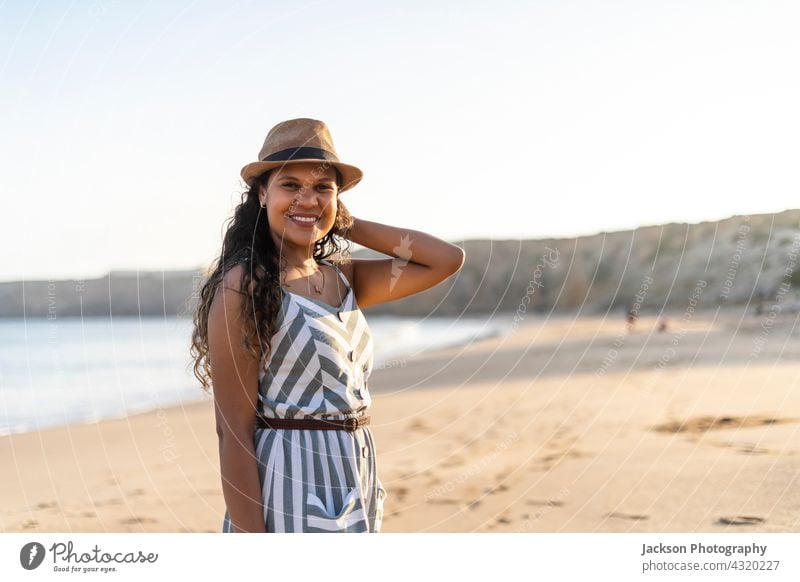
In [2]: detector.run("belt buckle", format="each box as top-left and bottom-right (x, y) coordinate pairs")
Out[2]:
(344, 417), (359, 432)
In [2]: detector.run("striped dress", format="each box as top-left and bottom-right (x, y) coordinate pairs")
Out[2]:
(221, 259), (386, 533)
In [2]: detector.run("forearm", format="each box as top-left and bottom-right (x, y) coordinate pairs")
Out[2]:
(219, 437), (267, 533)
(345, 217), (463, 267)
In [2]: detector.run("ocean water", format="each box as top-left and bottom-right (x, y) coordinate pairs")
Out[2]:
(0, 314), (511, 435)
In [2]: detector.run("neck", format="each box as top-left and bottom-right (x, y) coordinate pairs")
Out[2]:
(285, 256), (318, 271)
(272, 237), (318, 271)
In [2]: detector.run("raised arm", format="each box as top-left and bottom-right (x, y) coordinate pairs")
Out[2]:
(208, 265), (266, 533)
(343, 216), (465, 309)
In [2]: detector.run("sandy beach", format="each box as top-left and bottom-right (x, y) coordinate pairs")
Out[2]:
(2, 307), (799, 533)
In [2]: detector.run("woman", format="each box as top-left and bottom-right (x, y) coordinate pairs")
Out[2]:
(190, 118), (464, 533)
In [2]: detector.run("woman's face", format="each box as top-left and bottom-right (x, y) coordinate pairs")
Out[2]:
(259, 162), (340, 249)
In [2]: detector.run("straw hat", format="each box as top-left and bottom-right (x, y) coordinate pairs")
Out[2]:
(240, 118), (363, 192)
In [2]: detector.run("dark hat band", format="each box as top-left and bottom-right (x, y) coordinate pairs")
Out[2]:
(262, 146), (339, 163)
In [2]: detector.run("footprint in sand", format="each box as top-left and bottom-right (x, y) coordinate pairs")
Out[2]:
(526, 499), (564, 507)
(119, 516), (158, 525)
(408, 419), (434, 434)
(495, 468), (513, 481)
(441, 456), (466, 468)
(392, 486), (409, 502)
(19, 519), (39, 530)
(66, 511), (97, 518)
(35, 501), (59, 510)
(702, 438), (790, 456)
(532, 448), (592, 471)
(427, 498), (460, 505)
(716, 516), (765, 526)
(732, 443), (771, 455)
(483, 483), (510, 495)
(605, 511), (649, 521)
(652, 415), (797, 434)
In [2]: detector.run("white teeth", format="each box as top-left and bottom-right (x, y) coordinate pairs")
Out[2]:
(290, 215), (317, 223)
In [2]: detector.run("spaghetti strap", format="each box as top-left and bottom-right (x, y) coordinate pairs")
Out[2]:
(321, 259), (350, 289)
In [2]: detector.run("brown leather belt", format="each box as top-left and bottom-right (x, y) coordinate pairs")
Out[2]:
(255, 414), (370, 433)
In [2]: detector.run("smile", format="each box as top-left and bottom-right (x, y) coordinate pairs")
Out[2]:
(288, 214), (320, 227)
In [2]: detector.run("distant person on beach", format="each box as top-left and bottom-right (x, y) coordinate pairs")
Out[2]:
(657, 317), (669, 333)
(190, 118), (464, 533)
(626, 302), (638, 333)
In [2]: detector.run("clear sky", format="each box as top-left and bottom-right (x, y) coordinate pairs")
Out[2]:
(1, 0), (799, 281)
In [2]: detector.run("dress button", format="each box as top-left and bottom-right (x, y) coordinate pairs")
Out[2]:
(362, 445), (369, 458)
(348, 350), (354, 362)
(336, 311), (343, 322)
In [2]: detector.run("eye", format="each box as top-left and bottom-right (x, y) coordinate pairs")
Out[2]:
(282, 182), (299, 190)
(317, 184), (334, 192)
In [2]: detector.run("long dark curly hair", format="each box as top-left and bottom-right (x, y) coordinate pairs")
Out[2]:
(189, 169), (354, 393)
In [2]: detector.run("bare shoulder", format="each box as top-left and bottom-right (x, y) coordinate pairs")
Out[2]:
(218, 263), (260, 297)
(209, 265), (259, 330)
(209, 265), (246, 326)
(221, 264), (244, 291)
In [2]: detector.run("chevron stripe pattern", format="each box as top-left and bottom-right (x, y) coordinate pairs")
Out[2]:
(221, 260), (386, 532)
